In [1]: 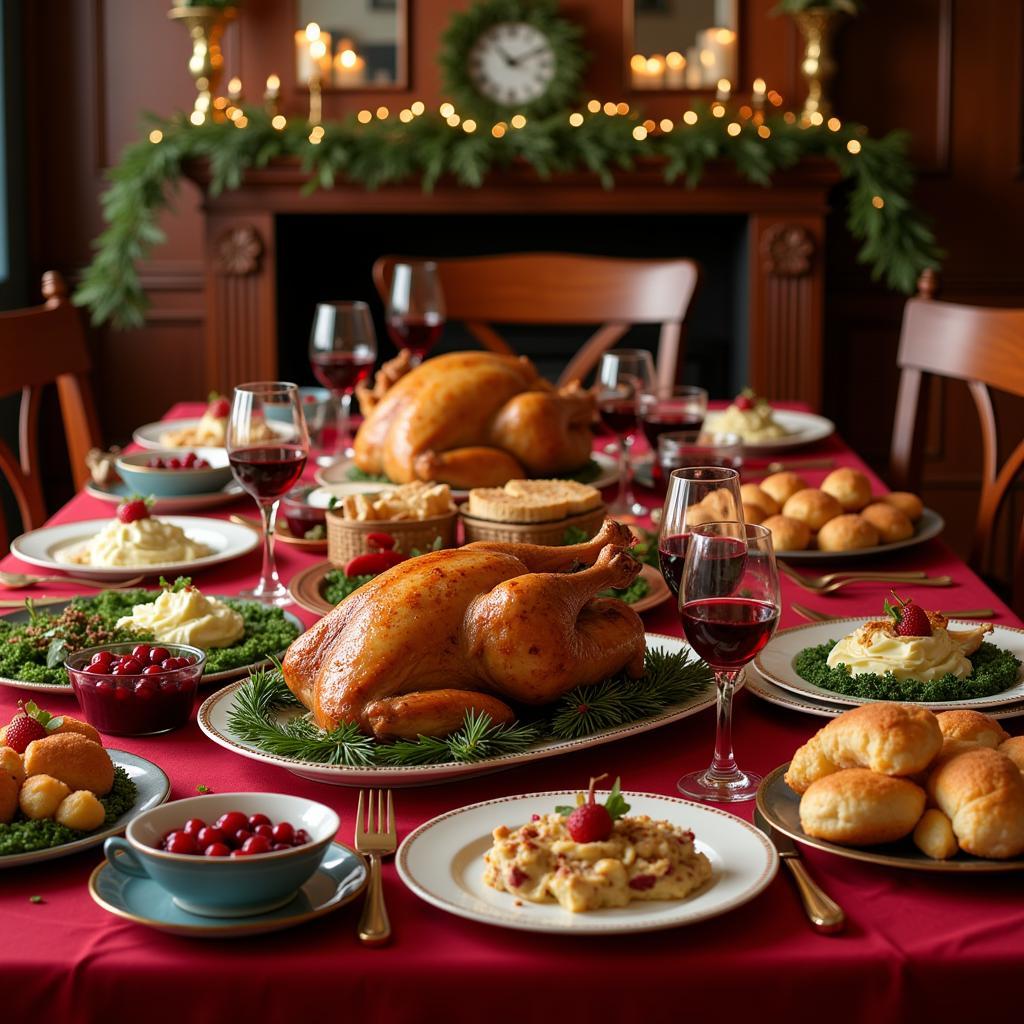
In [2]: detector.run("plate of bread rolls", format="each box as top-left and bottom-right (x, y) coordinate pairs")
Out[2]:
(743, 468), (943, 559)
(756, 704), (1024, 870)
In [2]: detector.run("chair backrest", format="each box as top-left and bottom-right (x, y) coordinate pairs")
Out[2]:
(0, 271), (101, 547)
(889, 276), (1024, 613)
(372, 253), (701, 391)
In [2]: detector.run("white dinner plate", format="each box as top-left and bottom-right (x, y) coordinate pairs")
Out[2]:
(314, 450), (620, 497)
(702, 409), (835, 455)
(10, 516), (261, 581)
(754, 618), (1024, 711)
(778, 508), (945, 562)
(133, 418), (295, 450)
(0, 750), (170, 869)
(197, 634), (715, 787)
(396, 790), (777, 934)
(85, 478), (246, 513)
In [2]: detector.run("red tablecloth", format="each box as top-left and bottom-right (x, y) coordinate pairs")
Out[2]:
(2, 405), (1022, 1024)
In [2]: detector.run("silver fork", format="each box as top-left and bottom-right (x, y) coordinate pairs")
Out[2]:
(354, 789), (395, 947)
(780, 563), (928, 590)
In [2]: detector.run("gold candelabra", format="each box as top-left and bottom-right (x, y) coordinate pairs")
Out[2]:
(793, 8), (842, 118)
(167, 5), (237, 124)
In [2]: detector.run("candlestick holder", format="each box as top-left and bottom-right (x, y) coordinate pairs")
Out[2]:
(168, 5), (237, 124)
(308, 76), (323, 126)
(793, 8), (842, 118)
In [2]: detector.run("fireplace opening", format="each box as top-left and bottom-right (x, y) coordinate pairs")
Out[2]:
(276, 212), (748, 396)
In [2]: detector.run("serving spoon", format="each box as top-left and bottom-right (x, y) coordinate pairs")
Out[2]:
(0, 571), (144, 590)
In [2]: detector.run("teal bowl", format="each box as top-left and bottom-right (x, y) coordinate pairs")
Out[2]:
(115, 448), (233, 496)
(103, 792), (341, 918)
(267, 386), (332, 429)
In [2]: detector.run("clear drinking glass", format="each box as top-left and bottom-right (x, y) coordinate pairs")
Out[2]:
(385, 261), (446, 365)
(657, 466), (744, 597)
(639, 385), (709, 447)
(309, 301), (377, 463)
(227, 383), (310, 606)
(654, 431), (743, 496)
(596, 349), (657, 517)
(677, 522), (781, 802)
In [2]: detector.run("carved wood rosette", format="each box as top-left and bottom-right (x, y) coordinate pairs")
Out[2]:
(748, 217), (824, 410)
(203, 215), (278, 394)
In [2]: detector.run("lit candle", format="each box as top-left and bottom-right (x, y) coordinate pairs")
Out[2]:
(665, 51), (685, 89)
(333, 44), (366, 88)
(716, 78), (732, 102)
(645, 54), (666, 89)
(227, 77), (243, 104)
(630, 53), (648, 90)
(295, 22), (331, 84)
(752, 77), (766, 112)
(264, 73), (280, 116)
(706, 27), (737, 87)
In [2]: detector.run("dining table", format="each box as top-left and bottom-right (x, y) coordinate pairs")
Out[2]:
(1, 401), (1022, 1024)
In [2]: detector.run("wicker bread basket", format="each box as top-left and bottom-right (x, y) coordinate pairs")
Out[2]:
(326, 508), (458, 567)
(458, 503), (607, 545)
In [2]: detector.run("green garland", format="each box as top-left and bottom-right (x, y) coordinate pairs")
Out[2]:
(74, 103), (941, 330)
(226, 645), (712, 768)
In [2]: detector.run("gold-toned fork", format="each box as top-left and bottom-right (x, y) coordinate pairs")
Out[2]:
(354, 789), (395, 947)
(791, 601), (995, 622)
(0, 571), (145, 590)
(787, 573), (953, 596)
(780, 563), (928, 590)
(757, 457), (836, 475)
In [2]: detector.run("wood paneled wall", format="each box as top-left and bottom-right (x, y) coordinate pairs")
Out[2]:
(19, 1), (1024, 580)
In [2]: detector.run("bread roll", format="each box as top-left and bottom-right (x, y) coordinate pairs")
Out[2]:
(860, 502), (914, 544)
(817, 703), (943, 776)
(816, 514), (880, 552)
(23, 733), (114, 796)
(782, 489), (843, 531)
(913, 808), (959, 860)
(785, 732), (838, 794)
(55, 790), (106, 831)
(19, 774), (71, 820)
(820, 468), (873, 512)
(0, 746), (24, 787)
(936, 709), (1009, 749)
(739, 484), (779, 516)
(760, 514), (811, 552)
(742, 502), (766, 525)
(698, 487), (741, 521)
(800, 769), (926, 845)
(998, 736), (1024, 773)
(49, 715), (102, 746)
(881, 492), (924, 522)
(759, 471), (808, 508)
(927, 746), (1024, 858)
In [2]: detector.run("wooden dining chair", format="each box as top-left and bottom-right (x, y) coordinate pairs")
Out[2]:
(372, 253), (701, 391)
(889, 273), (1024, 614)
(0, 271), (102, 548)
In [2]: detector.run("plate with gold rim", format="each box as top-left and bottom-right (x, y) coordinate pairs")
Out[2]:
(396, 790), (778, 934)
(754, 618), (1024, 711)
(757, 764), (1024, 872)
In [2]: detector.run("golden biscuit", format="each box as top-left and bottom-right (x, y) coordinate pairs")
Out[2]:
(739, 484), (779, 517)
(760, 514), (811, 552)
(860, 502), (914, 544)
(817, 703), (943, 777)
(820, 468), (873, 511)
(759, 471), (808, 508)
(782, 489), (843, 532)
(998, 736), (1024, 773)
(24, 733), (114, 796)
(913, 808), (959, 860)
(742, 502), (766, 526)
(816, 514), (880, 552)
(19, 774), (71, 820)
(881, 492), (924, 522)
(785, 733), (838, 794)
(936, 710), (1009, 750)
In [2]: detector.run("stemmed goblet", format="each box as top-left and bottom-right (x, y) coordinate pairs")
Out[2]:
(385, 260), (446, 365)
(227, 382), (309, 606)
(309, 301), (377, 464)
(677, 522), (781, 802)
(596, 349), (657, 517)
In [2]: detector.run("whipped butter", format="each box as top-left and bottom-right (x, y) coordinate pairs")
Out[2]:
(117, 586), (244, 648)
(827, 623), (972, 681)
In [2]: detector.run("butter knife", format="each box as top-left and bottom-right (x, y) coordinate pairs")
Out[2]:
(753, 807), (845, 934)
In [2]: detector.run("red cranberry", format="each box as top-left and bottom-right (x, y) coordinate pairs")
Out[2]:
(95, 679), (113, 695)
(508, 866), (528, 888)
(272, 843), (291, 852)
(133, 679), (157, 698)
(241, 835), (272, 855)
(204, 843), (231, 857)
(232, 828), (253, 847)
(164, 831), (198, 855)
(159, 678), (180, 693)
(271, 822), (294, 844)
(149, 647), (169, 665)
(90, 651), (116, 668)
(118, 657), (144, 675)
(253, 824), (274, 839)
(168, 458), (181, 469)
(229, 849), (246, 858)
(216, 811), (248, 834)
(628, 874), (657, 891)
(182, 818), (206, 837)
(142, 665), (163, 676)
(248, 813), (271, 829)
(85, 663), (108, 675)
(194, 459), (208, 469)
(293, 829), (310, 846)
(196, 826), (225, 848)
(131, 644), (151, 662)
(183, 452), (197, 467)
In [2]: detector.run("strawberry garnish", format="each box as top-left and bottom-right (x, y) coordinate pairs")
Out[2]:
(206, 393), (230, 418)
(3, 700), (62, 754)
(885, 592), (932, 637)
(117, 496), (152, 524)
(734, 394), (753, 411)
(558, 775), (631, 843)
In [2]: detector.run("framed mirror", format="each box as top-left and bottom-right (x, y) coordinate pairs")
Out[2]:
(627, 0), (738, 91)
(295, 0), (408, 90)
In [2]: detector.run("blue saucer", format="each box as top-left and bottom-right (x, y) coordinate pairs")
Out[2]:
(89, 842), (367, 937)
(85, 478), (244, 514)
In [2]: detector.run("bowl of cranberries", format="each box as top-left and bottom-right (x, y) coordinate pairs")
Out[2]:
(115, 448), (233, 496)
(65, 642), (205, 736)
(102, 793), (342, 917)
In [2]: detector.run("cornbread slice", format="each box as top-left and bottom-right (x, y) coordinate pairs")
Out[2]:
(468, 488), (569, 523)
(504, 479), (602, 515)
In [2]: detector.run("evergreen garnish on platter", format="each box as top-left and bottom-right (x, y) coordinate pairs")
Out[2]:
(75, 104), (940, 331)
(794, 639), (1021, 702)
(226, 646), (712, 767)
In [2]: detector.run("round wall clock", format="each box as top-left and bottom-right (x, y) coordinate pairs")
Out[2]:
(440, 0), (586, 121)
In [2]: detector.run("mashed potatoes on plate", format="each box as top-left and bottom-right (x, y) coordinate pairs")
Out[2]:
(116, 584), (243, 648)
(57, 517), (212, 568)
(705, 394), (789, 442)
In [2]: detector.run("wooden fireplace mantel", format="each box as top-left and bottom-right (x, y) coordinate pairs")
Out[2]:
(186, 158), (842, 407)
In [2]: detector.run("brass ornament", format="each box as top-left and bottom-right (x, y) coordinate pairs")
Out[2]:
(167, 5), (237, 125)
(793, 8), (842, 118)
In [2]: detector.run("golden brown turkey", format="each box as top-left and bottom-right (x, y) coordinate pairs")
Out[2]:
(281, 520), (645, 739)
(353, 350), (594, 488)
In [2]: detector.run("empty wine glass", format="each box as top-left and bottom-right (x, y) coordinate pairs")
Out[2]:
(227, 383), (309, 605)
(309, 301), (377, 464)
(385, 261), (446, 364)
(596, 349), (657, 516)
(657, 467), (744, 596)
(677, 522), (781, 802)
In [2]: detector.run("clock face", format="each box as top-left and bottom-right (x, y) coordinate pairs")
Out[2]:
(468, 21), (556, 107)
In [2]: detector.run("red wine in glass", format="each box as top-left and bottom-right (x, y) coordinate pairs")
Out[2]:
(599, 399), (639, 437)
(658, 533), (689, 595)
(641, 412), (705, 447)
(386, 314), (444, 361)
(681, 597), (779, 669)
(228, 446), (308, 500)
(661, 533), (747, 596)
(310, 351), (374, 393)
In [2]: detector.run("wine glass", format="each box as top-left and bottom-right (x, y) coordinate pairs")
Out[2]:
(385, 261), (446, 364)
(639, 385), (709, 448)
(227, 383), (310, 606)
(309, 301), (377, 464)
(653, 431), (743, 496)
(677, 522), (781, 802)
(657, 467), (744, 596)
(596, 349), (657, 516)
